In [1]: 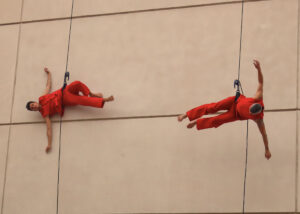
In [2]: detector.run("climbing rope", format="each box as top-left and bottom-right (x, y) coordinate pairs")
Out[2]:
(237, 0), (245, 82)
(243, 120), (249, 214)
(57, 0), (74, 213)
(235, 0), (248, 213)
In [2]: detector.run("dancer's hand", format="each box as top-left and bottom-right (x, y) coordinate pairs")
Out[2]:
(177, 114), (187, 122)
(253, 60), (261, 71)
(44, 67), (50, 74)
(45, 145), (52, 153)
(104, 95), (114, 102)
(265, 149), (271, 160)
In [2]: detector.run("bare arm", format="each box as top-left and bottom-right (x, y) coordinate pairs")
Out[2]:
(43, 67), (51, 95)
(255, 119), (271, 160)
(253, 60), (263, 100)
(45, 116), (52, 153)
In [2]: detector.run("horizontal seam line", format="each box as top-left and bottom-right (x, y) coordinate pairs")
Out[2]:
(99, 212), (300, 214)
(0, 0), (270, 27)
(0, 108), (298, 126)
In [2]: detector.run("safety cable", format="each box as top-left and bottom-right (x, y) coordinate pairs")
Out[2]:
(56, 0), (74, 213)
(242, 121), (249, 214)
(237, 0), (245, 82)
(236, 0), (249, 213)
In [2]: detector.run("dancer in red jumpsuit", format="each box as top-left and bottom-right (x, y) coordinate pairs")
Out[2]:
(178, 60), (271, 160)
(26, 68), (114, 153)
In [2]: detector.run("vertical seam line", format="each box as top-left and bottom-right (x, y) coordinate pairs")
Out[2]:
(0, 0), (25, 213)
(295, 0), (300, 212)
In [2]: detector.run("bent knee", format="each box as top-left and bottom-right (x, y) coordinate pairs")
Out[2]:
(71, 80), (82, 85)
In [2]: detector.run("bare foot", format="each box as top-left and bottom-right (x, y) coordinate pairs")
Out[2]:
(177, 114), (187, 122)
(104, 95), (114, 102)
(90, 92), (103, 98)
(187, 121), (197, 129)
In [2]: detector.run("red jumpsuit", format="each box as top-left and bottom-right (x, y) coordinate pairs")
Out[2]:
(186, 95), (264, 130)
(39, 81), (104, 117)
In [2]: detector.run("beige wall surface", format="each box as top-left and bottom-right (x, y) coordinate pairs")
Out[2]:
(65, 3), (242, 121)
(0, 126), (9, 211)
(9, 0), (242, 22)
(59, 118), (247, 213)
(298, 111), (300, 211)
(58, 112), (296, 213)
(0, 25), (19, 124)
(0, 0), (22, 24)
(74, 0), (240, 17)
(5, 0), (244, 23)
(2, 124), (59, 214)
(298, 7), (300, 108)
(246, 112), (296, 212)
(22, 0), (73, 22)
(0, 0), (299, 213)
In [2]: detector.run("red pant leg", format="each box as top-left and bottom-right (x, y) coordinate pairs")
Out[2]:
(63, 91), (104, 108)
(186, 96), (235, 121)
(196, 105), (237, 130)
(66, 81), (90, 96)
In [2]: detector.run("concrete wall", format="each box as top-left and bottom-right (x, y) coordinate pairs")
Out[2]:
(0, 0), (299, 213)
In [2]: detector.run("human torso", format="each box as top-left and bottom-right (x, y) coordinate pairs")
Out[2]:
(236, 95), (264, 120)
(39, 89), (63, 117)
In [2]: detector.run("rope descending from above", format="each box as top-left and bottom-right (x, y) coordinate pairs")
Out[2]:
(235, 0), (249, 213)
(57, 0), (74, 214)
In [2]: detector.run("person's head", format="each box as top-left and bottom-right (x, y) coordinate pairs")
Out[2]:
(26, 101), (40, 111)
(249, 103), (263, 115)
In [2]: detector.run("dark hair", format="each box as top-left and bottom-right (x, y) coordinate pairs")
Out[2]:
(250, 103), (262, 114)
(26, 101), (35, 111)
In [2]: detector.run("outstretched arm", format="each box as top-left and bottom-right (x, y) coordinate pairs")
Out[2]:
(43, 67), (51, 95)
(45, 116), (52, 153)
(253, 60), (263, 100)
(255, 119), (271, 160)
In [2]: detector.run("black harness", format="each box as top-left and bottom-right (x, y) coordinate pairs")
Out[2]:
(61, 71), (70, 111)
(234, 79), (243, 102)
